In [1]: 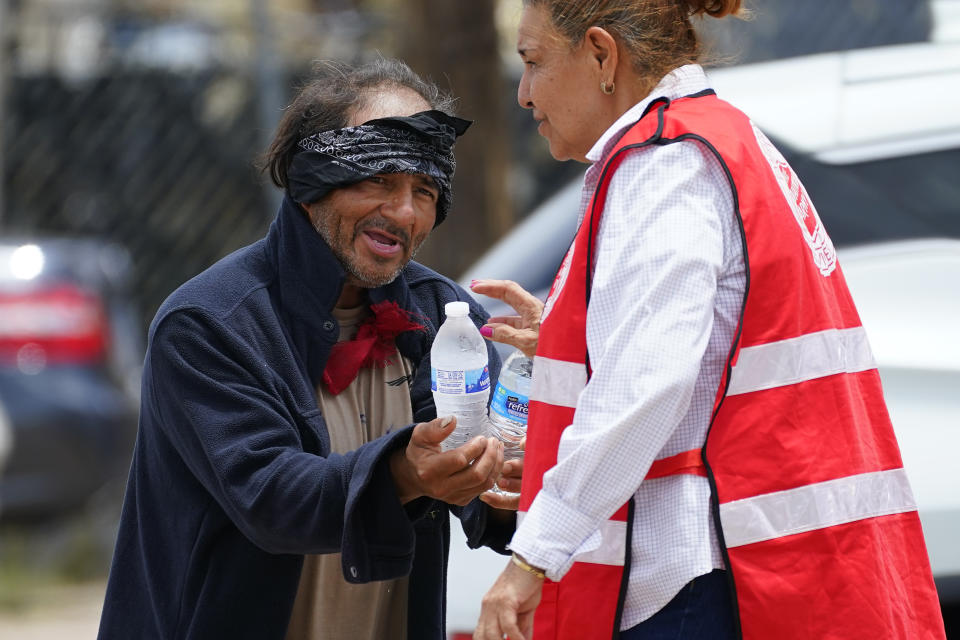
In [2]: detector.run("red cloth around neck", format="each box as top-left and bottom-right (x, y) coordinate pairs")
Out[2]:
(322, 301), (425, 395)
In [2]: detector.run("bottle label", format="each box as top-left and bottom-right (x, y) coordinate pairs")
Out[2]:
(431, 366), (490, 395)
(490, 382), (529, 423)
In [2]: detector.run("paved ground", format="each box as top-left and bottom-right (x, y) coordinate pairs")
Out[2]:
(0, 580), (104, 639)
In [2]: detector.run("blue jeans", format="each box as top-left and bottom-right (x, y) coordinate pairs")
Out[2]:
(619, 570), (737, 640)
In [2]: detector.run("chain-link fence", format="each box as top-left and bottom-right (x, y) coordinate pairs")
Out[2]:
(4, 69), (273, 327)
(0, 2), (386, 332)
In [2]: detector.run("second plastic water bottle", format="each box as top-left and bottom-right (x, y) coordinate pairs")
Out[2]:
(487, 349), (532, 495)
(431, 301), (490, 451)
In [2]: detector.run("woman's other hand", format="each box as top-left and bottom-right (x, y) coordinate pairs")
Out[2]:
(470, 279), (543, 358)
(480, 456), (524, 511)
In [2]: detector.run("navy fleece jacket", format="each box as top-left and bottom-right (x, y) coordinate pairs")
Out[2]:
(98, 197), (509, 639)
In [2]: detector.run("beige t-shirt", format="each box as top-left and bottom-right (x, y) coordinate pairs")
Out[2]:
(285, 304), (415, 640)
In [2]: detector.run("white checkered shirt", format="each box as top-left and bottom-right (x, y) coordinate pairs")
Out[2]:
(509, 65), (746, 629)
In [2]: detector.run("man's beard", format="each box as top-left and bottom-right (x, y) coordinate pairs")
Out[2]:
(312, 205), (428, 289)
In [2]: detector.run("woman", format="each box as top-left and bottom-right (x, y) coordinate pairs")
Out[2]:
(471, 2), (945, 640)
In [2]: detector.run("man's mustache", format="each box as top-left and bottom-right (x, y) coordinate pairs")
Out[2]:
(355, 217), (411, 248)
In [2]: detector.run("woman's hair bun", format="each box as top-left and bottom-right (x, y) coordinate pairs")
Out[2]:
(685, 0), (742, 18)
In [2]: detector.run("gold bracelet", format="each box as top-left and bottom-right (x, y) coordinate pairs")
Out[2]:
(511, 553), (545, 579)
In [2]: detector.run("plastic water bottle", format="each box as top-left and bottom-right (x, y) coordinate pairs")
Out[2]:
(431, 301), (490, 451)
(487, 349), (532, 495)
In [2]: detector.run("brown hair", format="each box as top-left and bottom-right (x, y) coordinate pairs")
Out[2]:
(260, 57), (455, 191)
(524, 0), (742, 82)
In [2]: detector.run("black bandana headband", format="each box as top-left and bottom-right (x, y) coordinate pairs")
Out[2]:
(287, 110), (471, 226)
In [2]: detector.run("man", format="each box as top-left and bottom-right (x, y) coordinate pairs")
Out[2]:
(98, 58), (516, 640)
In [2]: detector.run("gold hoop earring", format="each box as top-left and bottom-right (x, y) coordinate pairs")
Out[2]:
(600, 80), (615, 95)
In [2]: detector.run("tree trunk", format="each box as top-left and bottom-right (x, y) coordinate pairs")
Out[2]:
(395, 0), (512, 281)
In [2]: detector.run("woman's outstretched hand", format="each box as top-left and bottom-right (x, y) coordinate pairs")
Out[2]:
(470, 279), (543, 358)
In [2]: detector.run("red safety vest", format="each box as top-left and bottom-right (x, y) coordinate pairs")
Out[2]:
(518, 92), (945, 640)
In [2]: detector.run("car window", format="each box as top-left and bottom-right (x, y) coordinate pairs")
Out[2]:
(780, 145), (960, 246)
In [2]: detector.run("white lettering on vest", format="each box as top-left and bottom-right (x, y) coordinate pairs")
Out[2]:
(541, 243), (576, 325)
(752, 122), (837, 277)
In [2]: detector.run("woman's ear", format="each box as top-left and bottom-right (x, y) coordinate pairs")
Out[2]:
(584, 25), (619, 76)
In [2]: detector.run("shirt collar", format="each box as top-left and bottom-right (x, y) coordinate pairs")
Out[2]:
(585, 64), (711, 165)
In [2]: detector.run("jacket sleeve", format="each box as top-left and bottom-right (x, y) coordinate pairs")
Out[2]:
(146, 308), (419, 578)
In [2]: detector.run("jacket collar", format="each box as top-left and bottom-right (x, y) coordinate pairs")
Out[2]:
(266, 195), (345, 327)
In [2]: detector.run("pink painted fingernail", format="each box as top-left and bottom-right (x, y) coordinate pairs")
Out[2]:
(470, 279), (480, 288)
(480, 325), (493, 337)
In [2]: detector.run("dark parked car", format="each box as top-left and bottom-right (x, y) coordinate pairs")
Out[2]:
(0, 238), (142, 520)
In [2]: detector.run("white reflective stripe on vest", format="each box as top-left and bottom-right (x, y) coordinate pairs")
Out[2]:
(727, 327), (876, 396)
(719, 468), (916, 548)
(517, 511), (627, 567)
(530, 355), (588, 409)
